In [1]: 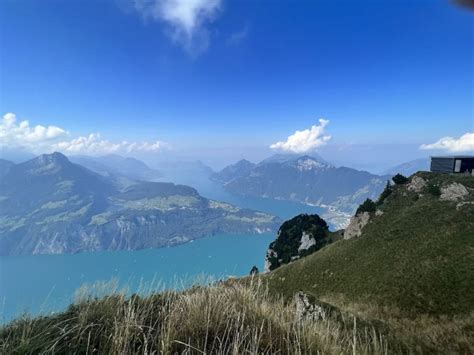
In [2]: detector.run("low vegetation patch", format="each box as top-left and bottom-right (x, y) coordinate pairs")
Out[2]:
(0, 281), (390, 354)
(356, 198), (377, 214)
(376, 181), (392, 205)
(391, 173), (408, 185)
(426, 182), (441, 197)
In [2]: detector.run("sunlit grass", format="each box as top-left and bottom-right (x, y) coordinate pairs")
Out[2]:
(0, 278), (390, 354)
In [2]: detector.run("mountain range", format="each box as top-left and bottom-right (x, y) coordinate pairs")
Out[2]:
(0, 153), (279, 256)
(68, 154), (162, 182)
(212, 154), (390, 217)
(382, 157), (430, 176)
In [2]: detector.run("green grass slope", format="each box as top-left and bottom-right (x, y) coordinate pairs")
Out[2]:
(265, 172), (474, 316)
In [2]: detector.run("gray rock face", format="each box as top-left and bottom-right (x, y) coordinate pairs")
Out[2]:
(407, 176), (427, 193)
(440, 183), (469, 202)
(298, 231), (316, 252)
(294, 292), (327, 322)
(264, 248), (278, 273)
(344, 212), (370, 240)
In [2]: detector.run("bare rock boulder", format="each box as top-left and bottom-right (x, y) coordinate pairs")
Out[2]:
(407, 176), (427, 193)
(298, 231), (316, 252)
(440, 183), (469, 202)
(294, 292), (327, 322)
(263, 248), (277, 273)
(344, 212), (370, 240)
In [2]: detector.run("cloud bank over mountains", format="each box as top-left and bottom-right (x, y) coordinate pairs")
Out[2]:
(133, 0), (222, 54)
(53, 133), (168, 155)
(0, 113), (168, 156)
(421, 132), (474, 153)
(270, 119), (332, 154)
(0, 113), (69, 148)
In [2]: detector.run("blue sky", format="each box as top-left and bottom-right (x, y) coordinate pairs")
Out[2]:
(0, 0), (472, 170)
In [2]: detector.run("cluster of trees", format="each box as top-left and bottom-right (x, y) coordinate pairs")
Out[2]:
(267, 214), (329, 271)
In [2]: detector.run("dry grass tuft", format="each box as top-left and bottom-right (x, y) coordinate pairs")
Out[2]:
(0, 278), (390, 354)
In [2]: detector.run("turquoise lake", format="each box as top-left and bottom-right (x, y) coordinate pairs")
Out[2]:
(0, 233), (274, 322)
(0, 176), (325, 323)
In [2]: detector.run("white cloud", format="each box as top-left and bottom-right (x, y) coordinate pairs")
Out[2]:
(420, 132), (474, 153)
(53, 134), (168, 155)
(270, 119), (332, 154)
(0, 113), (168, 156)
(134, 0), (221, 54)
(0, 113), (69, 150)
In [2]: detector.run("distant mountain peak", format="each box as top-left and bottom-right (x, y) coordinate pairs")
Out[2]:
(291, 156), (331, 171)
(23, 152), (71, 175)
(37, 152), (69, 164)
(211, 159), (256, 183)
(213, 153), (386, 222)
(230, 159), (256, 170)
(382, 158), (430, 176)
(258, 153), (296, 164)
(236, 159), (254, 165)
(68, 154), (162, 181)
(259, 153), (332, 169)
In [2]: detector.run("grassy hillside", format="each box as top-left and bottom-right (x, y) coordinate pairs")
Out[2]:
(265, 172), (474, 315)
(262, 172), (474, 352)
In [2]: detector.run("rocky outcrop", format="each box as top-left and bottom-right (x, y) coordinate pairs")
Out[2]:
(264, 214), (330, 271)
(294, 292), (327, 322)
(298, 232), (316, 252)
(440, 183), (469, 202)
(343, 212), (370, 240)
(407, 176), (427, 193)
(294, 292), (345, 323)
(456, 201), (474, 210)
(264, 249), (278, 273)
